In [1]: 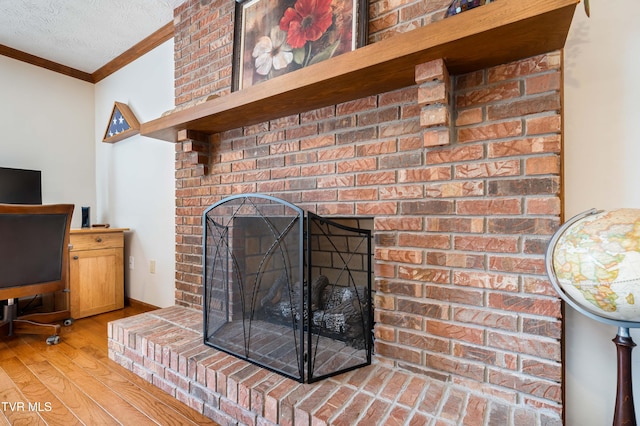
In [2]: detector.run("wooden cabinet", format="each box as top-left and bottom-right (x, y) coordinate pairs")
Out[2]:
(69, 228), (127, 319)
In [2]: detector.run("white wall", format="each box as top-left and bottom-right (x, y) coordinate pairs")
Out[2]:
(0, 55), (95, 228)
(94, 40), (176, 308)
(0, 40), (175, 308)
(564, 1), (640, 424)
(1, 39), (176, 310)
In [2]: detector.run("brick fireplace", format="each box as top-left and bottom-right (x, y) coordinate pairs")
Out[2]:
(109, 0), (571, 424)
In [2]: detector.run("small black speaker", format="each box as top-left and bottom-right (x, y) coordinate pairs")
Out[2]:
(81, 206), (90, 228)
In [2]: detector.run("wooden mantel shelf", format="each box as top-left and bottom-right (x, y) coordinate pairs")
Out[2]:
(141, 0), (579, 142)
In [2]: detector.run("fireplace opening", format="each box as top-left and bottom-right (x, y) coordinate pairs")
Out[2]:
(203, 194), (373, 383)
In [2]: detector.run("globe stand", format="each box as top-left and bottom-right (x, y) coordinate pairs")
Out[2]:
(613, 327), (637, 426)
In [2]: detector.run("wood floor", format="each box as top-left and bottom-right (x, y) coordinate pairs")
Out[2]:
(0, 305), (219, 425)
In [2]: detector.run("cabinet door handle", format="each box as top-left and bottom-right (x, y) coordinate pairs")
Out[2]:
(73, 256), (79, 260)
(96, 237), (103, 243)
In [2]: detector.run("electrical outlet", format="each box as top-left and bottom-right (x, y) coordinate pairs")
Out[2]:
(129, 256), (134, 270)
(150, 260), (156, 274)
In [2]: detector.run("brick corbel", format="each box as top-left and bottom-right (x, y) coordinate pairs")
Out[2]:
(176, 129), (210, 175)
(415, 58), (453, 147)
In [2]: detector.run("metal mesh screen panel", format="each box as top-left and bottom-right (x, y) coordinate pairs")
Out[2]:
(204, 194), (371, 382)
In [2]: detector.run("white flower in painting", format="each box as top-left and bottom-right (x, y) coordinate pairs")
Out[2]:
(252, 26), (293, 76)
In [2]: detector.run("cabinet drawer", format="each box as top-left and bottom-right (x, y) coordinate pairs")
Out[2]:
(70, 232), (123, 251)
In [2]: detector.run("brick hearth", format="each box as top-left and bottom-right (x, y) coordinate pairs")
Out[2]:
(109, 306), (561, 425)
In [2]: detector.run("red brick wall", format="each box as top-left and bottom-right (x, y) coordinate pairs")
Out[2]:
(172, 0), (563, 415)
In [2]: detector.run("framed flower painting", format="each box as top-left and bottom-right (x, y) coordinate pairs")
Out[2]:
(232, 0), (368, 91)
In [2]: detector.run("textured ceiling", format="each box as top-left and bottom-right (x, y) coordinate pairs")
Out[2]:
(0, 0), (186, 73)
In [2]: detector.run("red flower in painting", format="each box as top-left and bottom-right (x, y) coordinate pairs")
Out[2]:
(279, 0), (333, 49)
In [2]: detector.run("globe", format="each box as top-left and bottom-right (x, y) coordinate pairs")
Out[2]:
(546, 208), (640, 425)
(547, 208), (640, 326)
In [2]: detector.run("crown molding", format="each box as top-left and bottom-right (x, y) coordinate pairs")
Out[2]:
(0, 21), (174, 84)
(0, 43), (94, 82)
(92, 21), (174, 83)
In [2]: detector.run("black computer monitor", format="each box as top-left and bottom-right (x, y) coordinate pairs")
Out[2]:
(0, 167), (42, 205)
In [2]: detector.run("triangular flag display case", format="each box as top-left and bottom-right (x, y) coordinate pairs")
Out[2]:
(102, 102), (140, 143)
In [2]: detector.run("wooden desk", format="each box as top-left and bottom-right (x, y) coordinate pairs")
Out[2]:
(69, 228), (128, 319)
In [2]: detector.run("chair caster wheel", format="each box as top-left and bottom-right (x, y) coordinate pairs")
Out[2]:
(63, 318), (74, 326)
(46, 335), (60, 345)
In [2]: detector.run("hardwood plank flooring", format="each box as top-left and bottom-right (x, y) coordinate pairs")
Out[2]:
(0, 306), (219, 425)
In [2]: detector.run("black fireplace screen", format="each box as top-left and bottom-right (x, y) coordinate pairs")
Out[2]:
(203, 194), (372, 383)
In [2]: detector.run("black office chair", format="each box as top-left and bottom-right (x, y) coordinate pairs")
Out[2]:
(0, 203), (74, 344)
